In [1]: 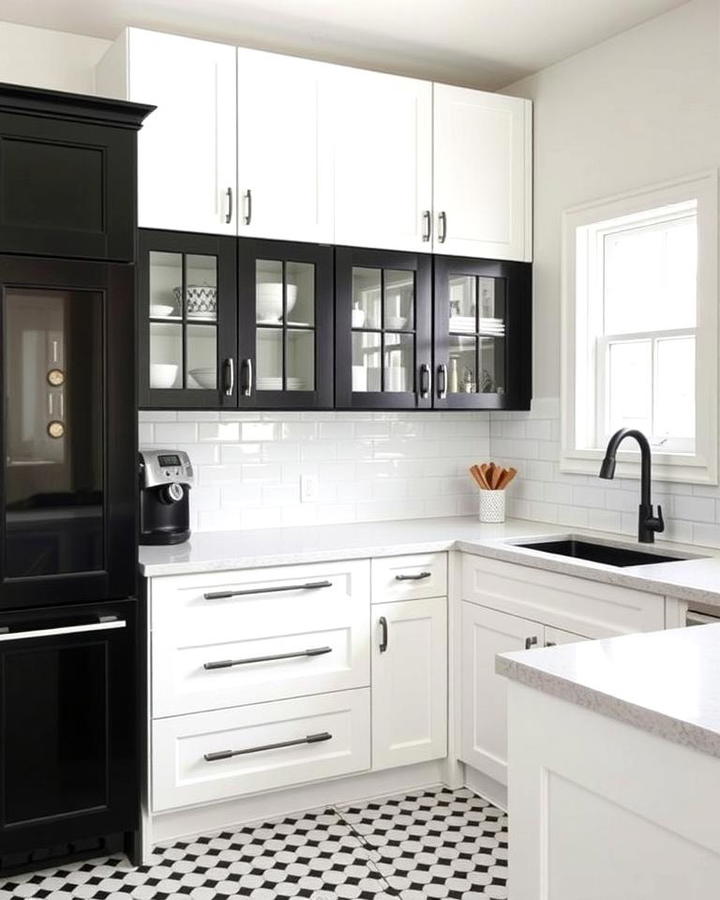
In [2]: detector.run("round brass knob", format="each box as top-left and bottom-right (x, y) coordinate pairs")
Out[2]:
(47, 421), (65, 439)
(47, 369), (65, 387)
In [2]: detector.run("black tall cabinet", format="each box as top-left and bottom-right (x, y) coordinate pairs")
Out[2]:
(0, 84), (153, 873)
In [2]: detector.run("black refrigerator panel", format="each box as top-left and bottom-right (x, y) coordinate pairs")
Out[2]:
(0, 256), (136, 609)
(0, 599), (138, 857)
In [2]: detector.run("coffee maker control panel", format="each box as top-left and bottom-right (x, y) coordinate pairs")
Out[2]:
(139, 449), (194, 490)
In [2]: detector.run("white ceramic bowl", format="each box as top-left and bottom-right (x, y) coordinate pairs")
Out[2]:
(189, 367), (216, 390)
(150, 304), (174, 318)
(385, 316), (407, 330)
(256, 283), (298, 322)
(150, 364), (178, 389)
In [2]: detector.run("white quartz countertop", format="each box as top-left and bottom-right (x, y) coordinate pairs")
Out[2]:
(139, 515), (720, 607)
(497, 622), (720, 759)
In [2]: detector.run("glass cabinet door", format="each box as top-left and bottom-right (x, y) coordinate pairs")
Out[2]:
(139, 231), (237, 408)
(238, 240), (333, 409)
(336, 248), (432, 409)
(434, 257), (531, 409)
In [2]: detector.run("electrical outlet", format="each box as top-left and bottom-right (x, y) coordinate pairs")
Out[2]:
(300, 474), (319, 503)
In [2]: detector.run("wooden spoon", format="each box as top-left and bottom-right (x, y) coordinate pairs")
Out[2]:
(469, 466), (486, 490)
(490, 466), (503, 490)
(498, 467), (517, 490)
(471, 464), (490, 490)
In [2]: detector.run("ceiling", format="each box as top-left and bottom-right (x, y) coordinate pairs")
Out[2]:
(1, 0), (691, 89)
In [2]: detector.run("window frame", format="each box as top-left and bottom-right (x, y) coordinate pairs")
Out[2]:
(561, 171), (718, 485)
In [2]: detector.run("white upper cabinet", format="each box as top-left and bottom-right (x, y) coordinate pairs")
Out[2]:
(236, 49), (334, 243)
(96, 28), (237, 235)
(333, 67), (433, 253)
(433, 85), (532, 261)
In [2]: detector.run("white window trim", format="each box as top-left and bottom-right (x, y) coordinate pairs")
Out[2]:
(561, 170), (718, 485)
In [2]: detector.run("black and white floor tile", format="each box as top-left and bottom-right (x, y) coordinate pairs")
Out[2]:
(0, 788), (507, 899)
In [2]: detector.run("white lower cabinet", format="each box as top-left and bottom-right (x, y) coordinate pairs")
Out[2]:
(152, 688), (371, 811)
(371, 597), (447, 770)
(460, 602), (589, 783)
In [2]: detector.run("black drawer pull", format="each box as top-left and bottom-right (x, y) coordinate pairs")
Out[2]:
(204, 646), (332, 670)
(394, 571), (432, 582)
(204, 580), (332, 600)
(204, 731), (332, 762)
(379, 616), (388, 652)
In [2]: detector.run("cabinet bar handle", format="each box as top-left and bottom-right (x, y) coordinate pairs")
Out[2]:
(0, 618), (125, 643)
(438, 211), (447, 243)
(422, 209), (432, 242)
(243, 188), (252, 225)
(525, 636), (539, 649)
(203, 580), (332, 600)
(419, 364), (431, 399)
(225, 186), (233, 224)
(395, 571), (431, 581)
(223, 358), (234, 396)
(545, 641), (557, 648)
(379, 615), (388, 652)
(204, 646), (332, 670)
(241, 358), (253, 397)
(437, 364), (447, 399)
(204, 731), (332, 762)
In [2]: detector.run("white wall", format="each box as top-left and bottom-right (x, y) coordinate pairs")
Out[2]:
(494, 0), (720, 546)
(0, 21), (109, 93)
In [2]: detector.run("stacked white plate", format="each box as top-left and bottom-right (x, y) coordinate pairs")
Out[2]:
(479, 317), (505, 336)
(257, 377), (308, 391)
(449, 315), (476, 333)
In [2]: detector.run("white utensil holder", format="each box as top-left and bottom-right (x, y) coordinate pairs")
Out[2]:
(478, 490), (506, 523)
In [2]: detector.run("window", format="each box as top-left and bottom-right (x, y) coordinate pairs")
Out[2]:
(562, 172), (718, 484)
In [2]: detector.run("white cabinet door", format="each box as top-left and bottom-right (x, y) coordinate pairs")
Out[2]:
(98, 28), (237, 235)
(333, 67), (432, 252)
(236, 49), (334, 243)
(433, 84), (532, 261)
(460, 602), (541, 783)
(372, 597), (447, 770)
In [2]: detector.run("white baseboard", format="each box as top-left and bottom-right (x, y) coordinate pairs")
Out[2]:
(464, 764), (507, 810)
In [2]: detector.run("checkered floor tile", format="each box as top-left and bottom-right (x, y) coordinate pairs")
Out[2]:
(0, 788), (507, 899)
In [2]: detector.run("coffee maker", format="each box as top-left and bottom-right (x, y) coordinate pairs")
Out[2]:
(139, 449), (194, 545)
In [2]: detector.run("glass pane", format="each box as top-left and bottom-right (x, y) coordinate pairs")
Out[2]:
(287, 330), (314, 391)
(384, 333), (413, 392)
(287, 262), (315, 327)
(187, 324), (217, 390)
(256, 259), (284, 324)
(448, 276), (477, 334)
(448, 335), (477, 394)
(479, 337), (505, 394)
(150, 322), (182, 389)
(478, 278), (506, 338)
(607, 339), (652, 434)
(655, 336), (695, 441)
(4, 288), (104, 577)
(5, 638), (107, 822)
(149, 251), (182, 319)
(384, 270), (414, 330)
(185, 254), (217, 322)
(352, 332), (381, 392)
(352, 267), (381, 330)
(257, 327), (283, 391)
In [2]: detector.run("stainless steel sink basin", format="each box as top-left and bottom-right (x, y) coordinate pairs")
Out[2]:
(516, 538), (685, 567)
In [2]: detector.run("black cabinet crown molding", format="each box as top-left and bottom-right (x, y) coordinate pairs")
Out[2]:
(0, 82), (155, 129)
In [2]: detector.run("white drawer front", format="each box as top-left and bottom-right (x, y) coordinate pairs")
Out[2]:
(152, 689), (371, 811)
(153, 611), (370, 718)
(461, 553), (664, 638)
(371, 553), (447, 603)
(151, 560), (370, 643)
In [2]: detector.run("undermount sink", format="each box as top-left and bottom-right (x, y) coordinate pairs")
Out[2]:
(516, 538), (686, 567)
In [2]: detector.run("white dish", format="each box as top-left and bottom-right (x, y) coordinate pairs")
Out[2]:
(150, 304), (174, 318)
(188, 367), (216, 389)
(385, 316), (408, 330)
(150, 364), (178, 389)
(256, 283), (298, 322)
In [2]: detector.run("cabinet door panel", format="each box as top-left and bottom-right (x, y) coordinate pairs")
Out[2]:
(237, 50), (334, 244)
(433, 85), (531, 261)
(334, 69), (432, 253)
(460, 602), (541, 783)
(125, 29), (237, 235)
(372, 597), (447, 770)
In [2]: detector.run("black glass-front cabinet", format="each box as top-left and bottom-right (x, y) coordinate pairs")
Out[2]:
(139, 232), (531, 411)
